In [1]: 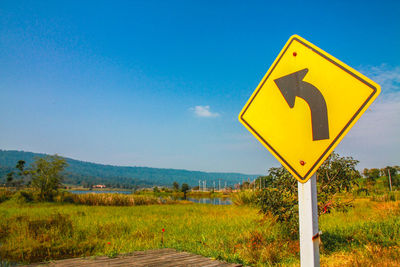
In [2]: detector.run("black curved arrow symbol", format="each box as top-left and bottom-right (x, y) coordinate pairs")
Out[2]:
(274, 68), (329, 141)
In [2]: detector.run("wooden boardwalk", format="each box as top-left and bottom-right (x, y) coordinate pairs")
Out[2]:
(27, 248), (242, 267)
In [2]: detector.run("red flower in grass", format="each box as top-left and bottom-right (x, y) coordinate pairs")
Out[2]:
(162, 228), (165, 232)
(107, 242), (111, 245)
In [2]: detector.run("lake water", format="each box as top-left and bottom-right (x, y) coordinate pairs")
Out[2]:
(69, 190), (232, 205)
(186, 197), (232, 205)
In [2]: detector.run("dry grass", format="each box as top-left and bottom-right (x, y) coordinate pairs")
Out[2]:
(321, 244), (400, 266)
(60, 192), (180, 206)
(1, 189), (399, 266)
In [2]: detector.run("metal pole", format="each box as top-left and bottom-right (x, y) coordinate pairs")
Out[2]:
(388, 169), (393, 192)
(298, 173), (320, 267)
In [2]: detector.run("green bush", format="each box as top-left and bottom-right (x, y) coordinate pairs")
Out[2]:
(0, 190), (15, 203)
(13, 191), (34, 203)
(232, 190), (258, 206)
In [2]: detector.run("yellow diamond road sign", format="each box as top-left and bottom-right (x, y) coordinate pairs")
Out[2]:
(239, 35), (381, 183)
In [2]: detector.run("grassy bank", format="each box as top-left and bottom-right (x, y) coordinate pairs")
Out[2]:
(0, 195), (399, 266)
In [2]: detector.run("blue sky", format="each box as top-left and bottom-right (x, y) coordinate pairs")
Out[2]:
(0, 0), (399, 174)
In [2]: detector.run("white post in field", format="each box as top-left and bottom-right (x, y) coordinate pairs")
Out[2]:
(298, 173), (320, 267)
(388, 169), (393, 192)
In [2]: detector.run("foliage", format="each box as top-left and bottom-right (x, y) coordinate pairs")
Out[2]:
(5, 160), (28, 188)
(256, 152), (361, 237)
(383, 166), (398, 178)
(13, 190), (36, 203)
(256, 167), (298, 238)
(181, 183), (189, 198)
(363, 168), (381, 187)
(232, 190), (258, 206)
(6, 172), (13, 184)
(0, 190), (15, 203)
(317, 152), (360, 213)
(173, 181), (179, 191)
(30, 155), (68, 201)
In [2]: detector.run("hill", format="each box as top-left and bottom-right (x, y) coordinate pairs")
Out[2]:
(0, 150), (260, 188)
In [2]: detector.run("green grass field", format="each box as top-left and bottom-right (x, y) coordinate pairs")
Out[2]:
(0, 193), (399, 266)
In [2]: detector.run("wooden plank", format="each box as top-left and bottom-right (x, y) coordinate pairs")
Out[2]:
(155, 254), (226, 267)
(128, 251), (187, 265)
(24, 249), (242, 267)
(145, 254), (208, 267)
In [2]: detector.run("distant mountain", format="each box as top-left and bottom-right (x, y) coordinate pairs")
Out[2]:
(0, 150), (260, 188)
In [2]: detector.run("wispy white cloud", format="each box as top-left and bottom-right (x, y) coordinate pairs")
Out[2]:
(360, 64), (400, 92)
(338, 65), (400, 169)
(190, 105), (220, 118)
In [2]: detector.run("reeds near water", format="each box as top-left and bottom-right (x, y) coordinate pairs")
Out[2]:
(55, 192), (180, 206)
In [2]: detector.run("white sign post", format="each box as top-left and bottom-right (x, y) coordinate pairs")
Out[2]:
(298, 173), (320, 266)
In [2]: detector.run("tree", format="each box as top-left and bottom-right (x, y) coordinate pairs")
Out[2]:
(15, 160), (28, 188)
(383, 166), (399, 189)
(366, 168), (380, 182)
(173, 181), (179, 191)
(16, 160), (25, 173)
(257, 152), (360, 238)
(383, 166), (398, 178)
(181, 183), (190, 199)
(6, 160), (28, 188)
(363, 168), (369, 178)
(256, 167), (298, 237)
(6, 172), (14, 186)
(30, 155), (68, 201)
(316, 152), (360, 213)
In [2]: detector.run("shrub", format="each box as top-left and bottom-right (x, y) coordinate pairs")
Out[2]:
(232, 190), (258, 206)
(256, 167), (298, 238)
(255, 152), (360, 238)
(0, 190), (15, 203)
(12, 191), (34, 203)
